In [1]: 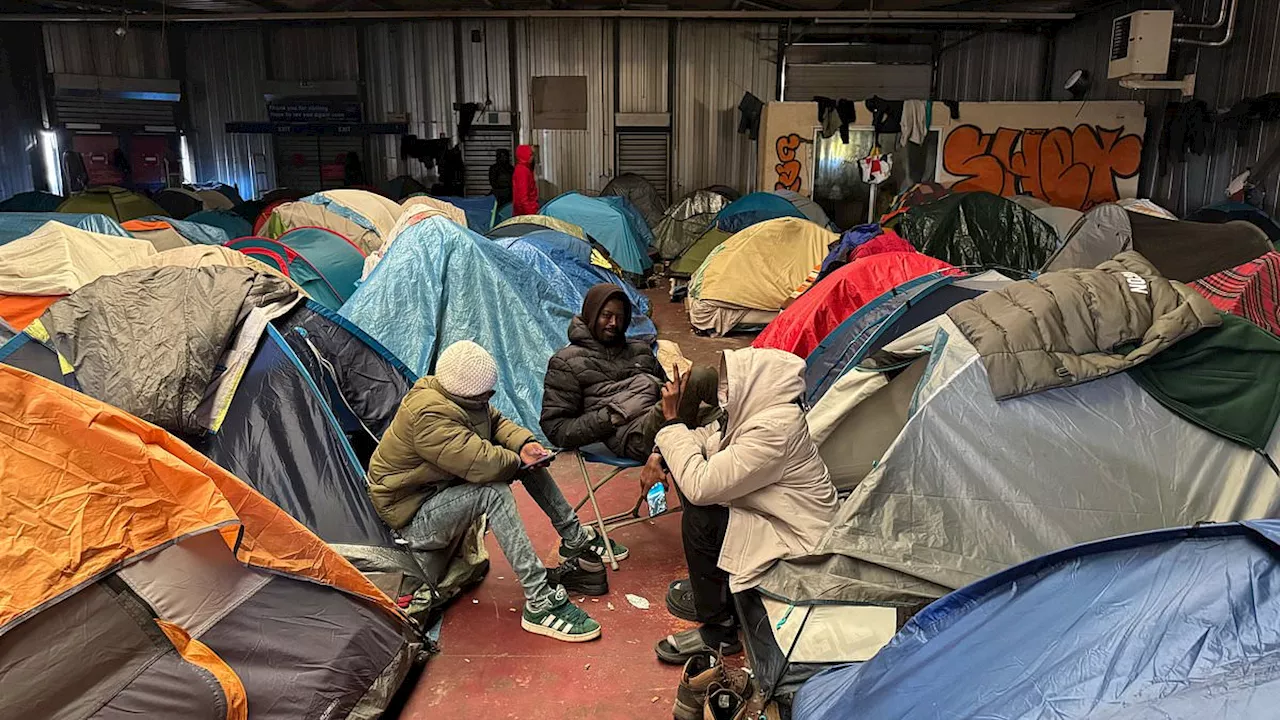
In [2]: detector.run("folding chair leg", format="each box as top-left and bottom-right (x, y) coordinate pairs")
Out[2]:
(576, 452), (620, 571)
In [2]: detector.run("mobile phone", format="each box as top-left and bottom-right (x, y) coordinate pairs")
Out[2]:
(520, 449), (561, 470)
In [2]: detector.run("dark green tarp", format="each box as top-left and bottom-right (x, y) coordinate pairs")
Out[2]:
(893, 191), (1059, 271)
(1129, 313), (1280, 454)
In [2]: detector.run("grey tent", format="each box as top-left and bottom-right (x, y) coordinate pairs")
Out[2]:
(602, 172), (668, 227)
(653, 189), (730, 260)
(763, 314), (1280, 609)
(773, 189), (836, 230)
(1044, 203), (1272, 281)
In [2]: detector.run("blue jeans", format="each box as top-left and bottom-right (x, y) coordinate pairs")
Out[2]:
(401, 468), (588, 612)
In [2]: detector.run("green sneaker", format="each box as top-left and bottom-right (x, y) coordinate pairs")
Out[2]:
(559, 526), (629, 564)
(522, 598), (602, 643)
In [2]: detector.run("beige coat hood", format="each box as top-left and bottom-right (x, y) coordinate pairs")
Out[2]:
(656, 347), (837, 592)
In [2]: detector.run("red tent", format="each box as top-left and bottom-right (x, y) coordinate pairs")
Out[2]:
(754, 251), (957, 358)
(1189, 251), (1280, 336)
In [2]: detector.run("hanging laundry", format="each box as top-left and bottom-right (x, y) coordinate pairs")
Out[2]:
(900, 100), (929, 147)
(836, 99), (857, 143)
(815, 96), (840, 139)
(738, 92), (764, 140)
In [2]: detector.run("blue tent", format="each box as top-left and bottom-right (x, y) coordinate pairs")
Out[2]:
(340, 215), (574, 441)
(0, 212), (131, 245)
(496, 202), (513, 224)
(716, 191), (804, 234)
(495, 230), (656, 342)
(438, 195), (498, 233)
(599, 195), (656, 248)
(541, 192), (653, 275)
(0, 191), (64, 213)
(794, 520), (1280, 720)
(186, 209), (253, 240)
(136, 215), (230, 245)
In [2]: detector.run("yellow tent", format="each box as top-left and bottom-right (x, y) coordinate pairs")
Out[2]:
(693, 217), (835, 310)
(400, 196), (467, 227)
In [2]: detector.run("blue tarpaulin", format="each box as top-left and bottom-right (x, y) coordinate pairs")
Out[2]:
(0, 213), (130, 245)
(495, 230), (656, 342)
(340, 216), (574, 441)
(186, 209), (253, 241)
(438, 196), (498, 233)
(137, 216), (230, 245)
(541, 192), (653, 275)
(793, 519), (1280, 720)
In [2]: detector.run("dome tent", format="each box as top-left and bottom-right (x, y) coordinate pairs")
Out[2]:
(57, 186), (165, 222)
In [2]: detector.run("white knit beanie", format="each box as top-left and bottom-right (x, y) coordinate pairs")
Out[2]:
(435, 340), (499, 398)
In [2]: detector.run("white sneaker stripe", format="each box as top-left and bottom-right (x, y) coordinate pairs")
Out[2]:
(553, 618), (566, 632)
(542, 615), (556, 628)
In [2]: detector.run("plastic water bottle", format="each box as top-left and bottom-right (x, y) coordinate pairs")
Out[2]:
(646, 482), (668, 517)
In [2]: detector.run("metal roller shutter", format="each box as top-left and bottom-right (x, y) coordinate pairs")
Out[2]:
(462, 129), (514, 197)
(53, 97), (177, 128)
(274, 136), (366, 195)
(615, 131), (670, 203)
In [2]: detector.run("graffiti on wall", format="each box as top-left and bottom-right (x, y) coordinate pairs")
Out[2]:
(774, 134), (805, 192)
(942, 124), (1143, 211)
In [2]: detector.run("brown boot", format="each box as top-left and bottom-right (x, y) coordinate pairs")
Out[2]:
(703, 684), (747, 720)
(675, 652), (750, 720)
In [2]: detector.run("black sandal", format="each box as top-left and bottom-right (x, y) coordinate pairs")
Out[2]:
(666, 578), (698, 622)
(655, 627), (743, 665)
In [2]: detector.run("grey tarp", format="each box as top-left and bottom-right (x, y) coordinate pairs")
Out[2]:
(759, 316), (1280, 606)
(653, 190), (730, 260)
(601, 173), (668, 227)
(774, 189), (836, 231)
(1045, 205), (1272, 281)
(38, 266), (299, 435)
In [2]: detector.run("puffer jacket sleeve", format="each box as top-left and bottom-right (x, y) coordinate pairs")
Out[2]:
(656, 418), (786, 506)
(540, 354), (617, 449)
(490, 405), (537, 452)
(415, 408), (522, 484)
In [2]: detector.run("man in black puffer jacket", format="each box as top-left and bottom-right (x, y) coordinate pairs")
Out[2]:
(542, 284), (718, 461)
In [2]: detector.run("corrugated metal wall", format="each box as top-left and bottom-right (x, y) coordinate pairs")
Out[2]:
(618, 19), (670, 114)
(185, 26), (274, 199)
(268, 25), (360, 82)
(936, 30), (1049, 101)
(43, 24), (171, 78)
(516, 18), (615, 193)
(672, 21), (778, 197)
(459, 19), (514, 112)
(1053, 0), (1280, 217)
(0, 27), (36, 199)
(363, 21), (457, 181)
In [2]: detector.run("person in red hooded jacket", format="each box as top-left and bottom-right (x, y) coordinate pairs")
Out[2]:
(512, 144), (540, 216)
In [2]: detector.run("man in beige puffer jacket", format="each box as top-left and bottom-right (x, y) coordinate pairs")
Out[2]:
(644, 347), (837, 666)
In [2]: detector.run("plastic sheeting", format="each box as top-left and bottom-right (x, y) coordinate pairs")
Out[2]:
(760, 317), (1280, 607)
(894, 191), (1059, 271)
(340, 215), (574, 442)
(496, 230), (657, 342)
(653, 190), (729, 261)
(716, 192), (805, 234)
(541, 193), (653, 275)
(793, 520), (1280, 720)
(0, 213), (130, 245)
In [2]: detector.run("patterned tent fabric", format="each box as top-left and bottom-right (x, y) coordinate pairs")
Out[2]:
(1190, 251), (1280, 336)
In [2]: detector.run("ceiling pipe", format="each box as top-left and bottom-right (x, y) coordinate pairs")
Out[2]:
(1174, 0), (1228, 30)
(0, 8), (1075, 23)
(1173, 0), (1237, 47)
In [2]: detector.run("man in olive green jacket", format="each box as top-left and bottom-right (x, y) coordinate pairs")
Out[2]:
(369, 340), (625, 643)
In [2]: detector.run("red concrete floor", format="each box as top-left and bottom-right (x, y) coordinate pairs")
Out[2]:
(398, 289), (752, 720)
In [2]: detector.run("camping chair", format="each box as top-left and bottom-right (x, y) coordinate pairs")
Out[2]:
(571, 443), (681, 570)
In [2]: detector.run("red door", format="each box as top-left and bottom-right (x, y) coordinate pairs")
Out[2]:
(130, 135), (170, 188)
(72, 135), (123, 186)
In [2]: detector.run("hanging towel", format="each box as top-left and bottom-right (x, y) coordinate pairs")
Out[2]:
(901, 100), (929, 147)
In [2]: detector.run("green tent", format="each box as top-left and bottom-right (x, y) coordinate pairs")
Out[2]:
(891, 191), (1059, 271)
(57, 186), (165, 222)
(671, 226), (732, 276)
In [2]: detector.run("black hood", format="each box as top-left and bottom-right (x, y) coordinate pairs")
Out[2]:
(578, 283), (632, 345)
